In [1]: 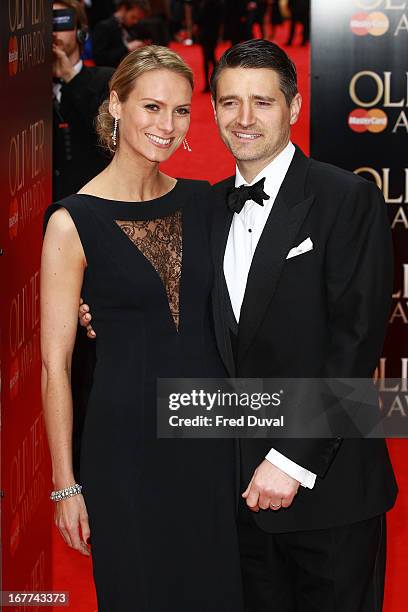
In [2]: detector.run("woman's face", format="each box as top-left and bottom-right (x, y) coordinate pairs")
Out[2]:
(111, 69), (193, 163)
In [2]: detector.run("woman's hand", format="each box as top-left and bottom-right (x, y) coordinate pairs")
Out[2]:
(54, 494), (91, 557)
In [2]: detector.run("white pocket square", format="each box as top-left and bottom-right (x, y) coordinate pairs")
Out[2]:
(286, 237), (313, 260)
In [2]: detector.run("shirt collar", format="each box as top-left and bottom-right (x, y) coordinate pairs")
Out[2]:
(73, 59), (83, 75)
(235, 141), (296, 196)
(53, 59), (83, 86)
(53, 60), (83, 102)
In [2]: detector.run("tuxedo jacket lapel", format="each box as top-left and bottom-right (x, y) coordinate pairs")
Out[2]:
(238, 148), (315, 363)
(211, 177), (236, 376)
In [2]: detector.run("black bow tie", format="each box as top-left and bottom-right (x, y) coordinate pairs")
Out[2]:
(227, 177), (270, 214)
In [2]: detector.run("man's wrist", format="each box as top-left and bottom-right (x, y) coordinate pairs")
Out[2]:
(265, 448), (317, 489)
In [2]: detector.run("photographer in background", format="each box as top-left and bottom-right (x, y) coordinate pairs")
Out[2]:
(92, 0), (151, 67)
(53, 0), (114, 201)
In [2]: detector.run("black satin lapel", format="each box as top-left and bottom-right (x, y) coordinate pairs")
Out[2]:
(211, 185), (236, 376)
(238, 193), (316, 362)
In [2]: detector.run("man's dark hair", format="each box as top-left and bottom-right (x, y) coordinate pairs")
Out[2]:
(116, 0), (150, 11)
(210, 39), (298, 106)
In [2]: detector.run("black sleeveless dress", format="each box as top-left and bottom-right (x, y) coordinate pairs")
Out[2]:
(44, 180), (243, 611)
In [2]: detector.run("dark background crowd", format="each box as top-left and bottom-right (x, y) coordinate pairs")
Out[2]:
(83, 1), (310, 73)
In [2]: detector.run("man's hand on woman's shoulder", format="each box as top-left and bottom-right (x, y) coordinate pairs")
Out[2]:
(79, 298), (96, 338)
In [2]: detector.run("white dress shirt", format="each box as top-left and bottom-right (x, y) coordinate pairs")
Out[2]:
(53, 59), (83, 103)
(223, 141), (316, 490)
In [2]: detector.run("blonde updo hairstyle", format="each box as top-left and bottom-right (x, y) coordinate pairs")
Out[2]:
(96, 45), (194, 156)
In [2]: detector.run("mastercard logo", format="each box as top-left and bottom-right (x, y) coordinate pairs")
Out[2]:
(8, 36), (18, 77)
(348, 108), (388, 133)
(9, 357), (20, 400)
(350, 12), (389, 36)
(9, 198), (19, 240)
(10, 512), (20, 556)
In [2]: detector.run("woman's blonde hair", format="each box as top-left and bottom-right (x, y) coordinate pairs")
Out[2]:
(96, 45), (194, 155)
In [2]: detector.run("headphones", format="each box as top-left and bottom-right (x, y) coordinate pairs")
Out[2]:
(71, 0), (89, 45)
(76, 24), (89, 45)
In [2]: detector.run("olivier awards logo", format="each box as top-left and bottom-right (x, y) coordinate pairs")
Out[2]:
(375, 357), (408, 417)
(9, 270), (41, 402)
(10, 414), (47, 556)
(354, 166), (408, 227)
(8, 119), (46, 241)
(390, 264), (408, 324)
(8, 0), (46, 77)
(348, 71), (408, 133)
(350, 0), (408, 37)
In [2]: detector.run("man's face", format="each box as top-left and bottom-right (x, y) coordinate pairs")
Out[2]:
(53, 2), (79, 57)
(123, 7), (146, 28)
(213, 67), (301, 169)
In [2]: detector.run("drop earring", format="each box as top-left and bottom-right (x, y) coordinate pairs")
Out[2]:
(183, 138), (192, 152)
(112, 117), (119, 147)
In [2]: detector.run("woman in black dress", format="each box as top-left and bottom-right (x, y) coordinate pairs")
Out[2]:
(41, 46), (243, 611)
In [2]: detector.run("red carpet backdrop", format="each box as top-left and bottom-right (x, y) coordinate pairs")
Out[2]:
(0, 0), (53, 607)
(310, 1), (408, 609)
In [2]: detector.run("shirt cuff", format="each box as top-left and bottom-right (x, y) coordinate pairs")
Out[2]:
(265, 448), (317, 489)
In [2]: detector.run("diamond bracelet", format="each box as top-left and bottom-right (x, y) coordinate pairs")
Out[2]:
(50, 483), (82, 502)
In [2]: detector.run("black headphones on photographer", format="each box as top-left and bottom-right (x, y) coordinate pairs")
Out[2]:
(76, 22), (89, 45)
(53, 5), (89, 46)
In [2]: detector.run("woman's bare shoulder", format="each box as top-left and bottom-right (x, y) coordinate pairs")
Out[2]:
(43, 207), (86, 265)
(45, 207), (78, 236)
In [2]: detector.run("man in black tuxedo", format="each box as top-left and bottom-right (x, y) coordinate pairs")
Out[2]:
(53, 0), (114, 201)
(209, 39), (397, 611)
(92, 0), (151, 68)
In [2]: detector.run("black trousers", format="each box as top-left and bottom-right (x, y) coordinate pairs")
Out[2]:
(286, 11), (310, 45)
(238, 501), (386, 612)
(200, 37), (217, 90)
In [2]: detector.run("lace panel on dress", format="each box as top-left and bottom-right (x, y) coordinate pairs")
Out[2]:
(115, 211), (182, 330)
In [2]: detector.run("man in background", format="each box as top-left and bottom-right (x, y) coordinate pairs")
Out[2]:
(286, 0), (310, 46)
(92, 0), (151, 67)
(143, 0), (171, 46)
(223, 0), (248, 45)
(196, 0), (224, 92)
(53, 0), (114, 201)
